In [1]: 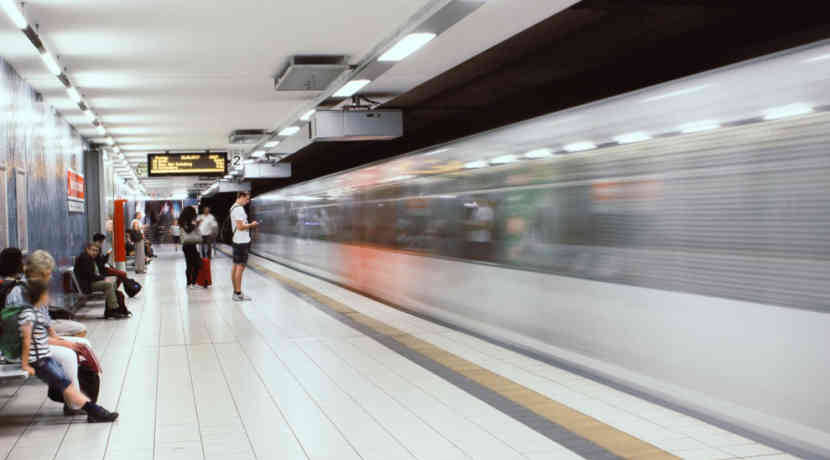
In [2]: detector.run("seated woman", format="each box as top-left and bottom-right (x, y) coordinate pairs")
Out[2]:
(17, 274), (118, 422)
(74, 243), (130, 319)
(0, 247), (86, 338)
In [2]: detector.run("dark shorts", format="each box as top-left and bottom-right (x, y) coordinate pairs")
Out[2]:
(34, 357), (72, 393)
(173, 236), (180, 243)
(232, 243), (250, 265)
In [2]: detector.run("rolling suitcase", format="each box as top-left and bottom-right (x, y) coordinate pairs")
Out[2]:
(196, 257), (212, 288)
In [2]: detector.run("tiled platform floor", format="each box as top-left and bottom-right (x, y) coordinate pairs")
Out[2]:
(0, 246), (797, 460)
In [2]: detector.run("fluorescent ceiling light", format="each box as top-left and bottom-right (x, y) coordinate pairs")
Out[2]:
(264, 141), (280, 148)
(464, 160), (488, 169)
(40, 52), (62, 75)
(96, 125), (106, 135)
(490, 154), (518, 165)
(251, 150), (265, 158)
(300, 109), (316, 121)
(379, 33), (436, 62)
(244, 159), (256, 164)
(678, 120), (719, 133)
(84, 110), (96, 123)
(563, 142), (597, 152)
(614, 132), (652, 144)
(67, 87), (82, 103)
(333, 79), (371, 98)
(762, 103), (813, 120)
(224, 175), (232, 179)
(278, 126), (300, 136)
(804, 53), (830, 63)
(0, 0), (27, 28)
(523, 148), (553, 159)
(641, 84), (709, 103)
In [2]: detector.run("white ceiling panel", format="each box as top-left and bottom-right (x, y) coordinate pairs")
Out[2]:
(0, 0), (569, 194)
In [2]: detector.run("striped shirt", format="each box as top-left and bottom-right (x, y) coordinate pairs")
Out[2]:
(8, 283), (51, 363)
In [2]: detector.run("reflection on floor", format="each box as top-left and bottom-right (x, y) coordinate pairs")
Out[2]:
(0, 246), (793, 460)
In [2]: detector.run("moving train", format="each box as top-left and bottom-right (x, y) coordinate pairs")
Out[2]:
(250, 40), (830, 455)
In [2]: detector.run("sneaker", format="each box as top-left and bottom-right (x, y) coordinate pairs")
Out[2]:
(115, 306), (133, 317)
(232, 293), (244, 302)
(64, 404), (85, 416)
(86, 405), (119, 423)
(239, 294), (252, 301)
(104, 309), (128, 320)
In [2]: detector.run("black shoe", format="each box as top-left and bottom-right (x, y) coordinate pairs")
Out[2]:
(104, 309), (127, 320)
(87, 406), (119, 423)
(64, 405), (85, 416)
(115, 306), (133, 317)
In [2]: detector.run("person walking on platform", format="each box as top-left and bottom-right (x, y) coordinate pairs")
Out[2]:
(179, 206), (202, 289)
(198, 206), (218, 259)
(230, 192), (258, 301)
(170, 219), (181, 251)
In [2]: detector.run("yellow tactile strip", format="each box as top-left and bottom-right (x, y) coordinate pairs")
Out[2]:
(238, 255), (679, 460)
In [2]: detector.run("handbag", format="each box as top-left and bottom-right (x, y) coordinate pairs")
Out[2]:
(123, 278), (142, 298)
(181, 229), (201, 245)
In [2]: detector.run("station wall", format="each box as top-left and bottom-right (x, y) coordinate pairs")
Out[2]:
(1, 56), (89, 268)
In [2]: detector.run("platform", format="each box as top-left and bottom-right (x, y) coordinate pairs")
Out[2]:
(0, 247), (795, 460)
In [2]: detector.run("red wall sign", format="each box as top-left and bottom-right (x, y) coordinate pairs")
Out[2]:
(67, 169), (85, 201)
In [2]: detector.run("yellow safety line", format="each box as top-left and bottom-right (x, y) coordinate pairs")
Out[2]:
(231, 251), (679, 460)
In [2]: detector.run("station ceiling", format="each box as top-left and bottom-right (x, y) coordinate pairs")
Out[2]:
(2, 1), (830, 196)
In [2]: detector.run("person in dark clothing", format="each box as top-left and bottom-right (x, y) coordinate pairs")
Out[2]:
(73, 243), (129, 319)
(0, 247), (24, 279)
(179, 206), (202, 288)
(91, 233), (128, 289)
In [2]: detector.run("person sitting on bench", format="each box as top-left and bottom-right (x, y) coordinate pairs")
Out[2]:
(91, 233), (127, 288)
(1, 247), (86, 338)
(73, 243), (130, 319)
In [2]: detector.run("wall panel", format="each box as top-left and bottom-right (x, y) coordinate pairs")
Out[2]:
(0, 56), (88, 267)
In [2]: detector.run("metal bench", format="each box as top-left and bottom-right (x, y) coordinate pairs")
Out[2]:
(0, 363), (27, 381)
(58, 265), (106, 314)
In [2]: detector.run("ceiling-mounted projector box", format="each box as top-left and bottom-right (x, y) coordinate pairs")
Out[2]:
(243, 162), (291, 179)
(311, 110), (403, 141)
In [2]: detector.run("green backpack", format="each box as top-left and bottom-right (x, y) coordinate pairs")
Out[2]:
(0, 281), (28, 360)
(0, 305), (30, 360)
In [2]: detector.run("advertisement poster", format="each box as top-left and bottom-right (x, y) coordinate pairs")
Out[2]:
(67, 168), (85, 213)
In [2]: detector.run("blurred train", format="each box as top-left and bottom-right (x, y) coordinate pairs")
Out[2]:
(250, 40), (830, 456)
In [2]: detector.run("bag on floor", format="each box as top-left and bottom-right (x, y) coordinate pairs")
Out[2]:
(196, 258), (212, 288)
(123, 278), (142, 298)
(48, 365), (100, 404)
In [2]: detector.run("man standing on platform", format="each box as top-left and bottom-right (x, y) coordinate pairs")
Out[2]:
(230, 192), (258, 301)
(198, 206), (218, 259)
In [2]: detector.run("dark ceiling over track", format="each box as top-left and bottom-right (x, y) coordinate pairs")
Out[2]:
(250, 0), (830, 196)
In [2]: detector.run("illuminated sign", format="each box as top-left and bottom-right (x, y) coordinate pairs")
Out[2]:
(147, 153), (228, 176)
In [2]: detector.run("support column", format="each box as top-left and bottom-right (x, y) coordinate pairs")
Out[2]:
(114, 199), (126, 271)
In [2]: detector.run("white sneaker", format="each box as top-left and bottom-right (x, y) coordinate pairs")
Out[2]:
(232, 293), (252, 301)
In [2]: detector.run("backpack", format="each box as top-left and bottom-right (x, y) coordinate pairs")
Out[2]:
(0, 280), (24, 358)
(0, 281), (46, 361)
(0, 280), (22, 312)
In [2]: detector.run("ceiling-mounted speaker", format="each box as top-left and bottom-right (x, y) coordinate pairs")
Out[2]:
(275, 55), (349, 91)
(229, 129), (268, 144)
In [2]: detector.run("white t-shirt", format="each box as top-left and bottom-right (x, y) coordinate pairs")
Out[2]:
(198, 214), (217, 236)
(230, 204), (250, 244)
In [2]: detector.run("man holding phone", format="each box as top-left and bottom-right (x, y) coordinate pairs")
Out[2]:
(230, 192), (258, 301)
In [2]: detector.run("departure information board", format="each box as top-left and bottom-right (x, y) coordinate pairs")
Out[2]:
(147, 153), (228, 176)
